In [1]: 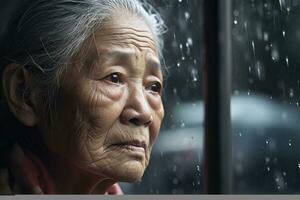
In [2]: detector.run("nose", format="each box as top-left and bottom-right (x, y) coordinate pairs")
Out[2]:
(120, 87), (153, 127)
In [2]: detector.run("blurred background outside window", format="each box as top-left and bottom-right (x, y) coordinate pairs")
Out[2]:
(123, 0), (300, 194)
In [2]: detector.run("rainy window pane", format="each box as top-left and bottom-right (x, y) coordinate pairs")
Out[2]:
(120, 0), (204, 194)
(232, 0), (300, 193)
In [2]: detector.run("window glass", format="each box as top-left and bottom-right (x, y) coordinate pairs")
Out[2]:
(232, 0), (300, 193)
(120, 0), (204, 194)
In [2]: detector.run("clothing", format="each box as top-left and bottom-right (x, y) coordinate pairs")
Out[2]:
(0, 144), (123, 194)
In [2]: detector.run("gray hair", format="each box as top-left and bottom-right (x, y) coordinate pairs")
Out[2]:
(2, 0), (166, 116)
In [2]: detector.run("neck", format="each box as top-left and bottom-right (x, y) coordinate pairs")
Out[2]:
(44, 154), (114, 194)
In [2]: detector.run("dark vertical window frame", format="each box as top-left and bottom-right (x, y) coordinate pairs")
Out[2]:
(203, 0), (233, 194)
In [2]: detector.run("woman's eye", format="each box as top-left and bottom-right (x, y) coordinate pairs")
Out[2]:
(105, 73), (122, 84)
(148, 82), (162, 94)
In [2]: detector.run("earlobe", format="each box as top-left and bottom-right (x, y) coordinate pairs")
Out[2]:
(2, 64), (38, 127)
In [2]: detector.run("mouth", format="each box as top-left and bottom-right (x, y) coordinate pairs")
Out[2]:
(111, 140), (146, 153)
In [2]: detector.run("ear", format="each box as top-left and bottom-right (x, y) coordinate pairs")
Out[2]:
(2, 64), (38, 127)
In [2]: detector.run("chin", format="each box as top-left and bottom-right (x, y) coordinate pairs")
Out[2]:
(110, 161), (147, 182)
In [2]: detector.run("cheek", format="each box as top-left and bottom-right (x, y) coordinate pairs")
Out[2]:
(78, 80), (125, 108)
(47, 80), (128, 163)
(147, 95), (164, 146)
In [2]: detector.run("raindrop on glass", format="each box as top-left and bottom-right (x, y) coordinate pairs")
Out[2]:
(265, 157), (270, 163)
(266, 140), (269, 144)
(196, 165), (200, 172)
(180, 122), (186, 128)
(283, 171), (287, 176)
(271, 45), (279, 62)
(251, 41), (256, 57)
(187, 37), (193, 46)
(288, 139), (292, 147)
(289, 88), (294, 98)
(184, 12), (190, 20)
(179, 43), (183, 50)
(263, 32), (269, 41)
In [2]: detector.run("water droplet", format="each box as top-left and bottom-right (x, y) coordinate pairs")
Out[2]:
(196, 165), (200, 172)
(271, 45), (279, 62)
(177, 62), (180, 67)
(238, 132), (242, 137)
(173, 88), (177, 95)
(255, 61), (265, 81)
(181, 56), (185, 61)
(266, 140), (269, 144)
(289, 88), (294, 98)
(263, 32), (269, 41)
(283, 171), (287, 176)
(187, 37), (193, 46)
(282, 30), (286, 37)
(267, 166), (271, 171)
(184, 12), (190, 20)
(251, 41), (256, 57)
(288, 139), (292, 147)
(279, 0), (284, 10)
(178, 0), (182, 2)
(180, 122), (186, 128)
(298, 163), (300, 169)
(234, 20), (238, 25)
(179, 43), (183, 49)
(286, 56), (289, 67)
(265, 157), (270, 163)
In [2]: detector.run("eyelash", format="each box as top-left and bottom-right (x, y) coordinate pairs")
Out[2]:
(104, 72), (123, 84)
(147, 82), (162, 94)
(103, 73), (162, 94)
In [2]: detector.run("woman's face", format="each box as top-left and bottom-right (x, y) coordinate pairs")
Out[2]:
(42, 13), (164, 181)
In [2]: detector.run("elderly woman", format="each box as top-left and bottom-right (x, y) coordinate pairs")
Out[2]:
(0, 0), (165, 194)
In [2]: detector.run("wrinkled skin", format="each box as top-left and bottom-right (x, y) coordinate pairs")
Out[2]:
(40, 11), (164, 185)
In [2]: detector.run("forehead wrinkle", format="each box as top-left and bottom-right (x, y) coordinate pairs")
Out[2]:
(95, 26), (157, 52)
(97, 32), (156, 47)
(98, 27), (154, 37)
(99, 40), (155, 53)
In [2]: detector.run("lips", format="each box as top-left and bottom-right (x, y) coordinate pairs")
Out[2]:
(111, 140), (146, 153)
